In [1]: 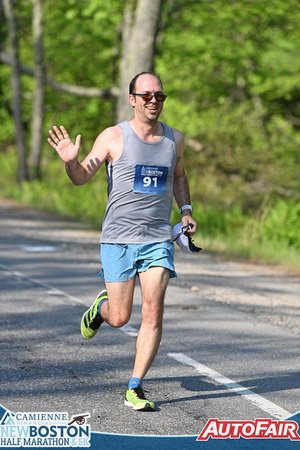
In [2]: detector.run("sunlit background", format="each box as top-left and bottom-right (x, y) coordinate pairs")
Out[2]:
(0, 0), (299, 270)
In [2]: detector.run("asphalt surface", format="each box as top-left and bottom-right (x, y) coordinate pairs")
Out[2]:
(0, 198), (299, 436)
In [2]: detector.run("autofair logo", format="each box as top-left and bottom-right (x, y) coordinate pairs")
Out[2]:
(0, 411), (91, 447)
(197, 419), (300, 441)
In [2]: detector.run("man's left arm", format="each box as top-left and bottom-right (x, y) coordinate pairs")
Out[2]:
(173, 129), (198, 234)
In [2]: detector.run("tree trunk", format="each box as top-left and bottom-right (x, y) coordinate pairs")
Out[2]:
(1, 0), (162, 183)
(29, 0), (44, 180)
(117, 0), (162, 123)
(0, 1), (4, 28)
(3, 0), (27, 183)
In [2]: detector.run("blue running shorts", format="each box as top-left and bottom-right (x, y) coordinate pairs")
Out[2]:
(98, 241), (177, 282)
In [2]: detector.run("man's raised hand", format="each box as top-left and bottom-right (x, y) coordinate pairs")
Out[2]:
(48, 126), (81, 164)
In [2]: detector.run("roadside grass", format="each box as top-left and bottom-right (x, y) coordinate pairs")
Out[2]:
(171, 208), (300, 273)
(195, 233), (300, 273)
(1, 151), (299, 273)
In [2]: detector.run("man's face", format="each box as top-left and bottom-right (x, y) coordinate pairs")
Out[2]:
(130, 74), (164, 123)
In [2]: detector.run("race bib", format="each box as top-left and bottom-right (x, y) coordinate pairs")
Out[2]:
(133, 165), (168, 194)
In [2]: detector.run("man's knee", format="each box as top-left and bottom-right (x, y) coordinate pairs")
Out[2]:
(141, 300), (164, 326)
(108, 311), (131, 328)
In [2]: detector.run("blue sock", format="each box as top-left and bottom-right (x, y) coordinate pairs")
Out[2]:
(97, 298), (107, 320)
(128, 377), (143, 389)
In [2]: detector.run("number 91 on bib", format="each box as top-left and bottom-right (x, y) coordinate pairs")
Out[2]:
(133, 165), (168, 194)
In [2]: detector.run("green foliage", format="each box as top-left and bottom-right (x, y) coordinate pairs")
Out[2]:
(0, 149), (299, 270)
(263, 200), (300, 248)
(0, 150), (107, 225)
(157, 0), (300, 211)
(0, 0), (299, 270)
(0, 0), (124, 155)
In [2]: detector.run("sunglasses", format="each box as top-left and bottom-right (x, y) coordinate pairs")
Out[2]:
(133, 92), (168, 102)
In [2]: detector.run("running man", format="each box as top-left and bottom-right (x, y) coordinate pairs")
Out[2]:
(48, 72), (197, 411)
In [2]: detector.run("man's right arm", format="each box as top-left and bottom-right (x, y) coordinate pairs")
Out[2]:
(48, 125), (122, 186)
(64, 158), (90, 186)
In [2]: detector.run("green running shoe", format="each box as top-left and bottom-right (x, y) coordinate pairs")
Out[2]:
(124, 386), (155, 411)
(81, 289), (107, 340)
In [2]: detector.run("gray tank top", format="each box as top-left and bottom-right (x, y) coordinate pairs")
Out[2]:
(100, 120), (177, 244)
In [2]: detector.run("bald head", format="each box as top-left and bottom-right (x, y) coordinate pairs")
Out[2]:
(129, 72), (163, 95)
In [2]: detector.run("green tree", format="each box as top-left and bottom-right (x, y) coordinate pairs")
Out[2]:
(2, 0), (27, 183)
(156, 0), (300, 209)
(0, 0), (299, 216)
(0, 0), (163, 181)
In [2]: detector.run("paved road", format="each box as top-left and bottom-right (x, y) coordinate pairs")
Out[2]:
(0, 199), (299, 436)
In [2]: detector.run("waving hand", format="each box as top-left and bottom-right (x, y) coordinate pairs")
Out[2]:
(48, 126), (81, 163)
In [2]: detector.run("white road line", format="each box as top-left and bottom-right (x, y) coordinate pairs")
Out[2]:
(168, 352), (291, 420)
(0, 264), (84, 306)
(119, 325), (139, 337)
(0, 264), (141, 329)
(0, 263), (294, 420)
(1, 263), (140, 337)
(19, 245), (56, 252)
